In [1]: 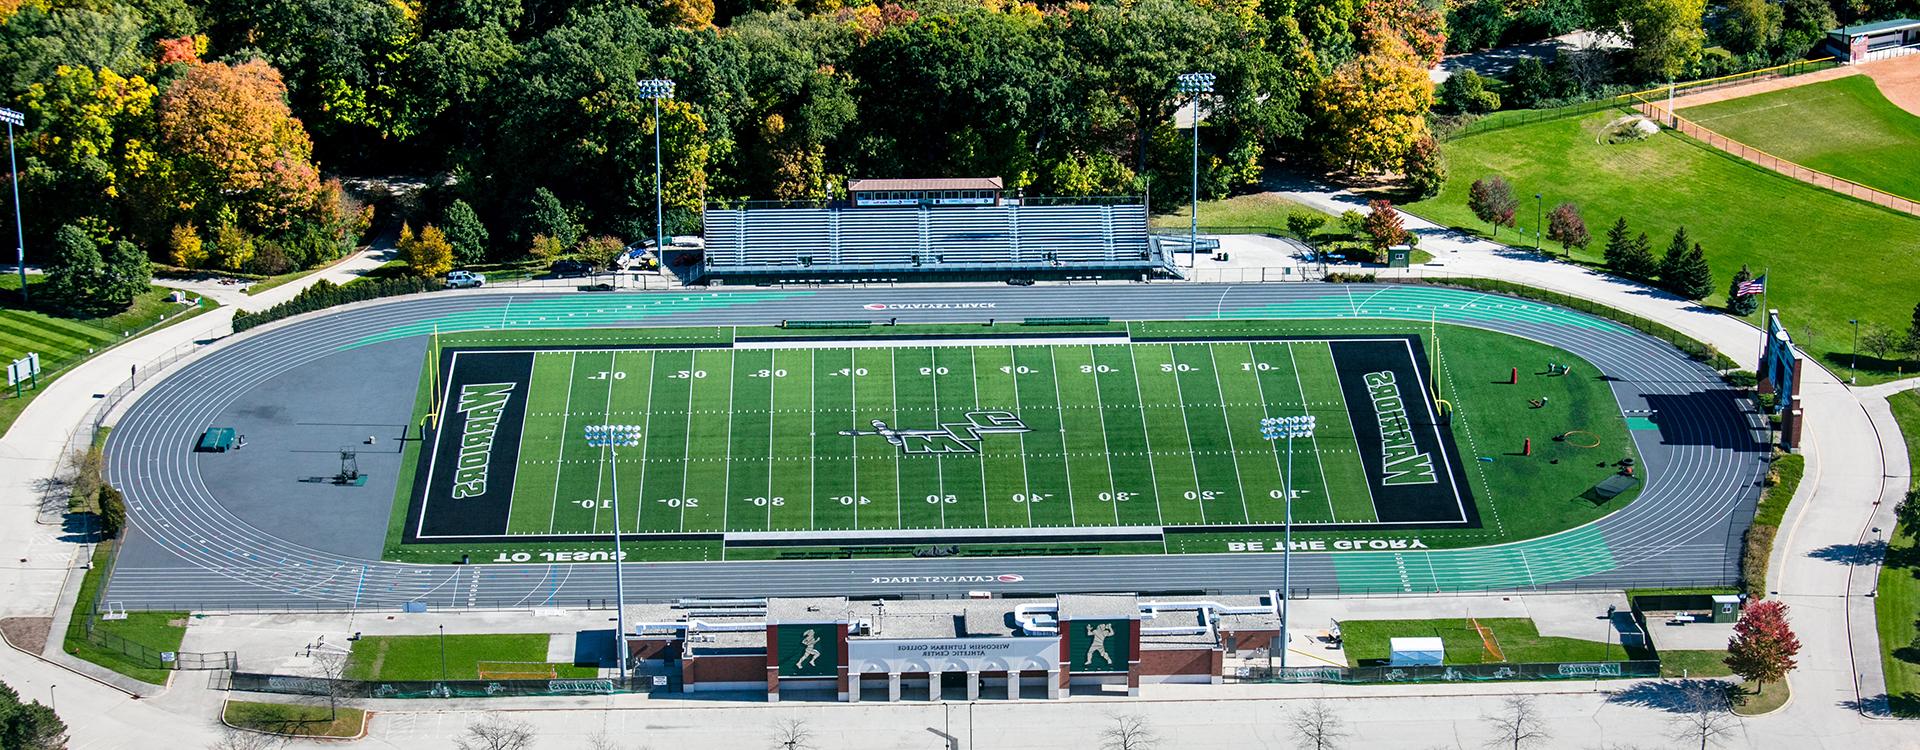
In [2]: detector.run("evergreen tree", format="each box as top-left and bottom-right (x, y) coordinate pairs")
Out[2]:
(442, 200), (491, 266)
(1620, 231), (1657, 281)
(524, 188), (580, 249)
(101, 240), (152, 309)
(43, 224), (106, 309)
(1727, 265), (1759, 316)
(1658, 226), (1692, 289)
(1602, 217), (1632, 271)
(1907, 301), (1920, 355)
(1675, 243), (1714, 300)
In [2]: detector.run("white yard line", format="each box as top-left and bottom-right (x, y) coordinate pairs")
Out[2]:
(676, 351), (699, 532)
(1009, 347), (1035, 527)
(969, 347), (989, 528)
(588, 351), (620, 532)
(765, 353), (778, 531)
(891, 347), (903, 529)
(719, 350), (737, 534)
(1206, 344), (1253, 524)
(809, 349), (818, 531)
(932, 349), (947, 528)
(1245, 342), (1290, 516)
(631, 352), (658, 533)
(849, 348), (861, 531)
(1047, 346), (1076, 526)
(545, 353), (579, 533)
(1087, 348), (1123, 527)
(1291, 343), (1340, 522)
(1123, 344), (1168, 527)
(1161, 344), (1208, 525)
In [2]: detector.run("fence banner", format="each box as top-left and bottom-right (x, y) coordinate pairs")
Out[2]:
(226, 672), (635, 698)
(1231, 660), (1661, 684)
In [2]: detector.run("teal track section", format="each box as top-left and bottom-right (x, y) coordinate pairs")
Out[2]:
(1210, 285), (1632, 335)
(1208, 285), (1626, 591)
(1331, 525), (1615, 593)
(343, 291), (813, 349)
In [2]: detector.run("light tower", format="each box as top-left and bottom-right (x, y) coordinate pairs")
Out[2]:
(1261, 414), (1315, 672)
(585, 423), (642, 688)
(1175, 73), (1214, 269)
(635, 78), (676, 257)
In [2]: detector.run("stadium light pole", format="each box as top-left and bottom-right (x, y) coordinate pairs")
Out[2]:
(1176, 73), (1214, 269)
(636, 78), (676, 256)
(2, 107), (25, 303)
(1261, 414), (1315, 673)
(1533, 193), (1543, 252)
(1849, 318), (1859, 385)
(586, 423), (642, 689)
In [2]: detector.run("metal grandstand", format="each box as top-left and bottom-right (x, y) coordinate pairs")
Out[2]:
(697, 193), (1173, 284)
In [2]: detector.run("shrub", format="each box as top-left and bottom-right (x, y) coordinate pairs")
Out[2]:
(232, 276), (442, 333)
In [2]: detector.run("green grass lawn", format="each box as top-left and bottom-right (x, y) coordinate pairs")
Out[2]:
(1658, 648), (1735, 678)
(223, 701), (366, 738)
(63, 543), (187, 685)
(0, 274), (216, 435)
(1733, 679), (1790, 715)
(1339, 617), (1635, 666)
(1877, 389), (1920, 716)
(1680, 75), (1920, 201)
(343, 633), (596, 680)
(1150, 192), (1323, 231)
(1408, 109), (1920, 384)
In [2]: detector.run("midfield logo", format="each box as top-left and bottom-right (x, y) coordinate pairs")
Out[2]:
(839, 411), (1031, 455)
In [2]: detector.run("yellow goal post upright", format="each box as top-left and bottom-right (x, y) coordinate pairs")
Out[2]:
(424, 323), (443, 434)
(1469, 616), (1505, 663)
(1430, 310), (1452, 418)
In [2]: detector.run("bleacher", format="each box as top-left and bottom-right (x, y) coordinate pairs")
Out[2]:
(699, 198), (1169, 283)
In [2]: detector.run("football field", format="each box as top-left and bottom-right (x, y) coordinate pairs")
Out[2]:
(409, 332), (1478, 544)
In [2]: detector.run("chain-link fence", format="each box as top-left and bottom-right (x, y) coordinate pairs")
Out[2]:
(1438, 58), (1838, 142)
(1230, 659), (1661, 684)
(226, 671), (638, 698)
(1636, 99), (1920, 218)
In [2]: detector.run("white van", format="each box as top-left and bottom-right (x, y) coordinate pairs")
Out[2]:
(445, 270), (485, 288)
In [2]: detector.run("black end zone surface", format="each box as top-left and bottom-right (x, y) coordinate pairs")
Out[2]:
(1329, 337), (1480, 527)
(409, 350), (534, 540)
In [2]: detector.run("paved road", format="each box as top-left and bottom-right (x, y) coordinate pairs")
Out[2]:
(99, 284), (1764, 610)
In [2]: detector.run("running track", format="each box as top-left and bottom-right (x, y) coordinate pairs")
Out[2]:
(101, 284), (1768, 610)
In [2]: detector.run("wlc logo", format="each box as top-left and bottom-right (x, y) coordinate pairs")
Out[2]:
(839, 411), (1030, 455)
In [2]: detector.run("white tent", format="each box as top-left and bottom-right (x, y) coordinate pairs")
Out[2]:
(1389, 637), (1444, 666)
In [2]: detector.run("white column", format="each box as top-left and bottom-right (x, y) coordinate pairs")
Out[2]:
(887, 672), (901, 702)
(966, 671), (980, 701)
(1007, 669), (1021, 700)
(930, 670), (943, 702)
(849, 673), (861, 703)
(1048, 668), (1063, 699)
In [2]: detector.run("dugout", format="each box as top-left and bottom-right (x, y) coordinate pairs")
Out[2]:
(1827, 18), (1920, 62)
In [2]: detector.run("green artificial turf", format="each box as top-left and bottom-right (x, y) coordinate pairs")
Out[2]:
(62, 543), (187, 685)
(223, 701), (365, 737)
(1680, 75), (1920, 201)
(1339, 617), (1634, 666)
(342, 634), (596, 681)
(387, 319), (1640, 564)
(1877, 389), (1920, 716)
(1408, 109), (1920, 384)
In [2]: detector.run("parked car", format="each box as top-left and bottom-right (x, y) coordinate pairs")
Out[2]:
(549, 259), (592, 277)
(445, 270), (485, 288)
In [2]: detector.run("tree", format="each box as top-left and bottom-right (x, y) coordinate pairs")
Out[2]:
(1775, 0), (1836, 59)
(170, 225), (206, 268)
(527, 234), (566, 262)
(400, 224), (455, 278)
(441, 200), (490, 266)
(102, 240), (152, 308)
(1896, 487), (1920, 533)
(43, 224), (106, 308)
(1099, 713), (1157, 750)
(1592, 0), (1705, 80)
(1666, 680), (1740, 750)
(1311, 44), (1435, 173)
(1506, 57), (1557, 108)
(1727, 266), (1760, 316)
(1402, 134), (1446, 200)
(1621, 231), (1658, 282)
(1481, 695), (1550, 749)
(211, 725), (285, 750)
(578, 235), (628, 271)
(1466, 176), (1518, 237)
(1602, 217), (1632, 271)
(1544, 202), (1588, 255)
(768, 718), (813, 750)
(310, 649), (352, 723)
(1716, 0), (1781, 57)
(523, 188), (580, 249)
(209, 222), (257, 272)
(1659, 226), (1692, 289)
(454, 715), (535, 750)
(1673, 243), (1714, 301)
(1363, 199), (1408, 255)
(94, 484), (126, 539)
(1724, 599), (1801, 690)
(1287, 212), (1329, 241)
(0, 679), (67, 750)
(1908, 301), (1920, 355)
(1437, 70), (1500, 115)
(155, 60), (326, 237)
(1287, 699), (1348, 750)
(1862, 323), (1899, 361)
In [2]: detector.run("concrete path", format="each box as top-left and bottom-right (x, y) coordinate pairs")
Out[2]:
(1275, 178), (1910, 736)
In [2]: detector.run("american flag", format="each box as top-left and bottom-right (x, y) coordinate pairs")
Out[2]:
(1737, 274), (1766, 296)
